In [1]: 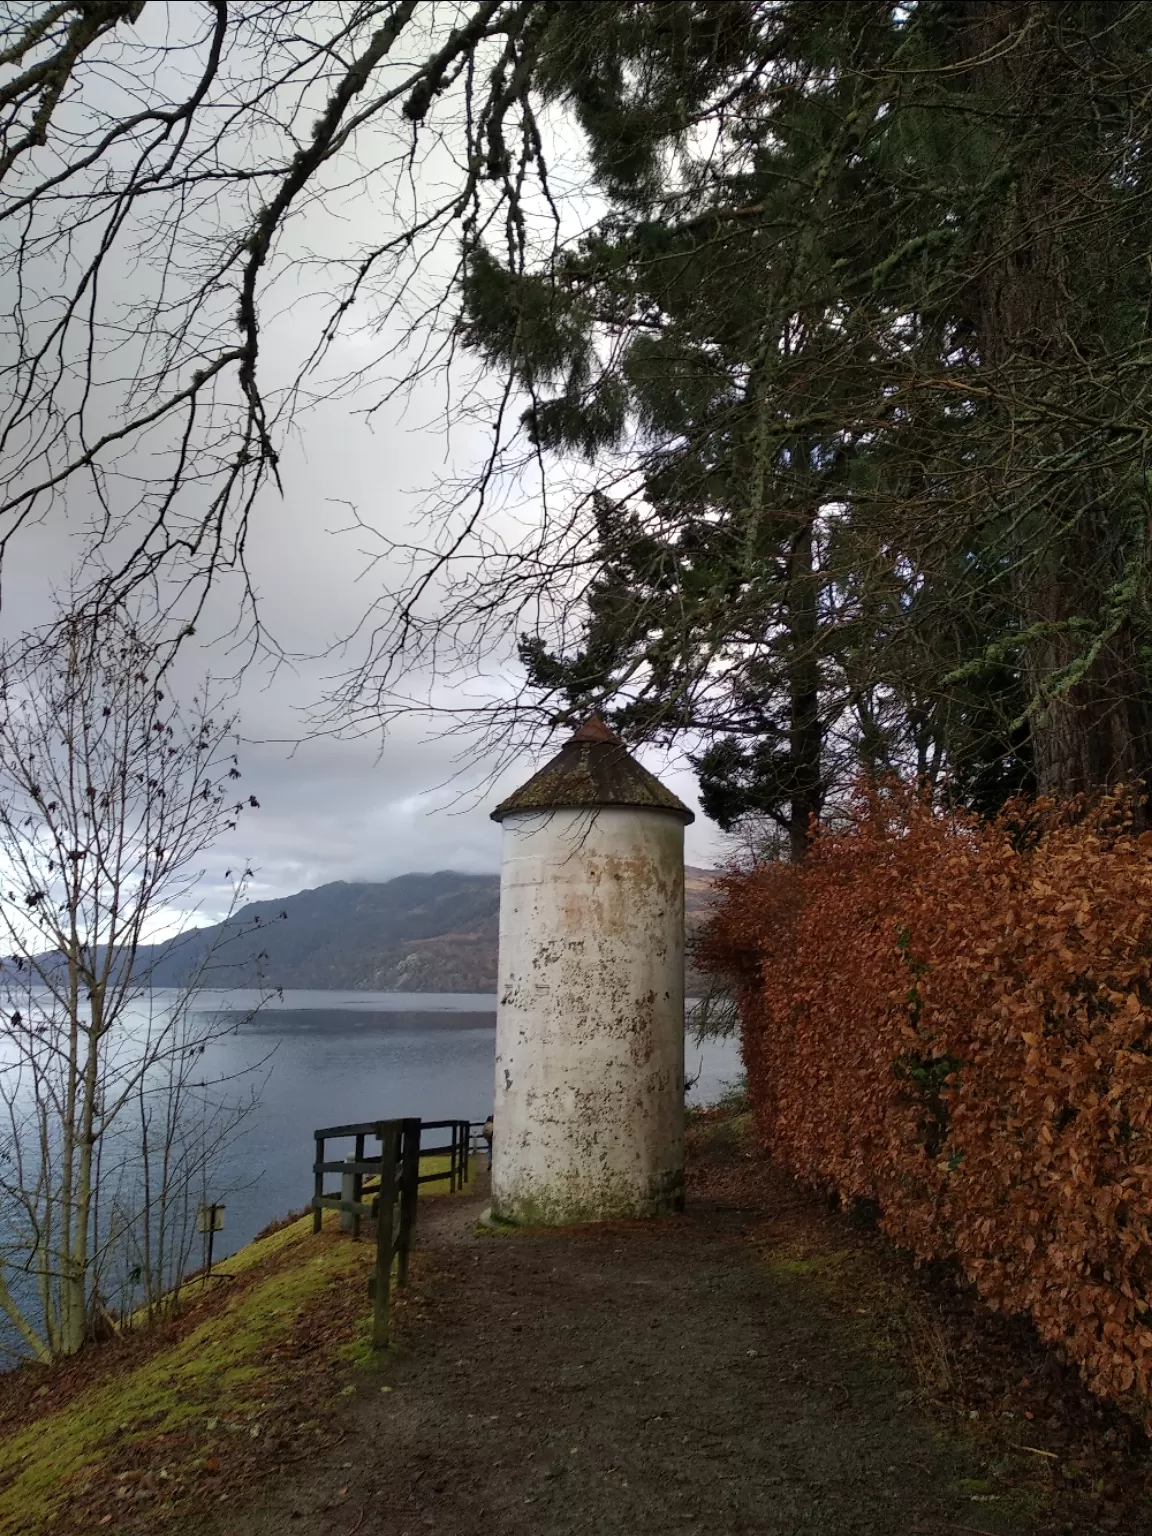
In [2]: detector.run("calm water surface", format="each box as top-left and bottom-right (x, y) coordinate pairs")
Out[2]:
(190, 991), (742, 1259)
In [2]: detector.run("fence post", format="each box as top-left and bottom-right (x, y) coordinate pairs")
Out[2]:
(461, 1120), (470, 1185)
(371, 1121), (399, 1349)
(343, 1131), (365, 1236)
(312, 1133), (324, 1234)
(396, 1117), (421, 1287)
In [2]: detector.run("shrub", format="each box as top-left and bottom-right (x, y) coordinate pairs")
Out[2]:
(699, 785), (1152, 1419)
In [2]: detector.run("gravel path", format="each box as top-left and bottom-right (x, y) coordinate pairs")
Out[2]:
(207, 1182), (1033, 1536)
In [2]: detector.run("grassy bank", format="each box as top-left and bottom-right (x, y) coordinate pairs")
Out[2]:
(0, 1155), (473, 1534)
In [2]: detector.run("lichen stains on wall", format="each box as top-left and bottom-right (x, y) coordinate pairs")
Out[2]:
(491, 804), (686, 1226)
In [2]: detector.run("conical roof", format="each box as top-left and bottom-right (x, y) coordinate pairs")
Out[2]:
(491, 717), (694, 824)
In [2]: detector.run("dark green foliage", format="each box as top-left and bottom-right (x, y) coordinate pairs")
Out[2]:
(533, 2), (763, 201)
(459, 0), (1152, 832)
(693, 735), (806, 835)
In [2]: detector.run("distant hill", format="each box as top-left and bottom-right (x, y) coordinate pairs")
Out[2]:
(130, 867), (719, 994)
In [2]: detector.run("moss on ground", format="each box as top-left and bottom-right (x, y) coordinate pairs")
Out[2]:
(0, 1214), (369, 1534)
(0, 1158), (473, 1534)
(417, 1152), (475, 1195)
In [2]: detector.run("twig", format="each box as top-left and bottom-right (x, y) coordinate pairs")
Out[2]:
(1009, 1442), (1058, 1459)
(345, 1508), (365, 1536)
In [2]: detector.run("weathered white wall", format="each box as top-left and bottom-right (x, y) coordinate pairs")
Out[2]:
(491, 805), (686, 1225)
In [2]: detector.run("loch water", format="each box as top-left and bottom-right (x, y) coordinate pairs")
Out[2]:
(182, 989), (742, 1259)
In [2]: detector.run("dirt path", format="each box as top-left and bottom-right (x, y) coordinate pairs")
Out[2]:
(186, 1180), (1049, 1536)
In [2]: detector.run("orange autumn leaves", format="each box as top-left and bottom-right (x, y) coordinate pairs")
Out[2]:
(700, 787), (1152, 1418)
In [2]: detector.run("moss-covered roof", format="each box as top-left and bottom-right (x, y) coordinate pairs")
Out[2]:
(491, 717), (694, 825)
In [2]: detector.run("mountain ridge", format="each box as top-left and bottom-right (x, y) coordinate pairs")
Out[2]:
(133, 867), (718, 993)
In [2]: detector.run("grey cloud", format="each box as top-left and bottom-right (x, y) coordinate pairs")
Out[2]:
(195, 705), (724, 922)
(5, 199), (727, 924)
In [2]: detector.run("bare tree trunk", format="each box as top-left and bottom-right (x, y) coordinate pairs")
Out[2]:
(61, 985), (104, 1356)
(57, 947), (82, 1354)
(0, 608), (266, 1359)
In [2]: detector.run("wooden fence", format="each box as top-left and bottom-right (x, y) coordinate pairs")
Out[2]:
(418, 1118), (473, 1192)
(310, 1117), (474, 1346)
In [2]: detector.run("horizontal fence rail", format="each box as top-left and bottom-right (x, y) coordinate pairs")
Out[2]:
(418, 1119), (472, 1193)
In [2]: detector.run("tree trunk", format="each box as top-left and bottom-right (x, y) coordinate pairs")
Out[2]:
(59, 980), (103, 1356)
(57, 945), (82, 1355)
(1022, 528), (1151, 799)
(964, 0), (1151, 803)
(787, 516), (823, 860)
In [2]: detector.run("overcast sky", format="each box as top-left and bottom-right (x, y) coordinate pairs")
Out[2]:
(0, 24), (730, 924)
(4, 277), (728, 929)
(189, 357), (728, 911)
(5, 403), (728, 925)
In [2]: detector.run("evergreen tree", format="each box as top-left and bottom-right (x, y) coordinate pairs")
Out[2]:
(460, 0), (1151, 828)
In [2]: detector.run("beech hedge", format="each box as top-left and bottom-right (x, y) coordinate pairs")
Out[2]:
(700, 788), (1152, 1420)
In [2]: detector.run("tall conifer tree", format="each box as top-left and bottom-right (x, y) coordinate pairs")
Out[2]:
(460, 0), (1152, 827)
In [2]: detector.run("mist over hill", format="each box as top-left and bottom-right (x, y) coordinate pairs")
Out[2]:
(131, 868), (718, 994)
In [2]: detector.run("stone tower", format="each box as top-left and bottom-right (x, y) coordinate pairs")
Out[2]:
(489, 717), (693, 1224)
